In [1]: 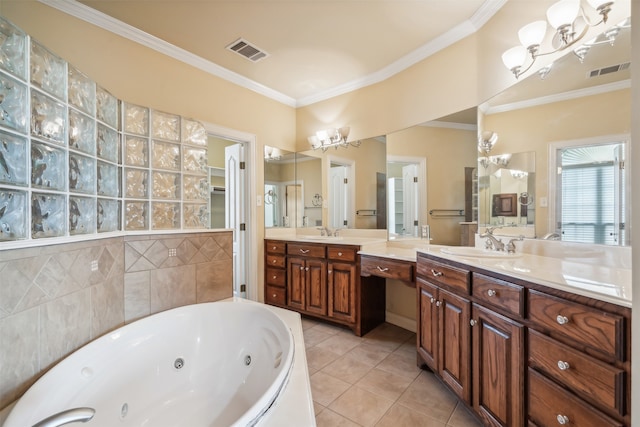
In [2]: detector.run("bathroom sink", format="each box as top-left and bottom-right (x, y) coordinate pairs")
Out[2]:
(440, 247), (522, 259)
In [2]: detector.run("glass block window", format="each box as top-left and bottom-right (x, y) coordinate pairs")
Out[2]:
(0, 16), (209, 244)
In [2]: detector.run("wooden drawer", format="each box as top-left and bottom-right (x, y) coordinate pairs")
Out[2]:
(472, 272), (524, 318)
(287, 243), (325, 258)
(327, 246), (358, 262)
(361, 255), (414, 282)
(266, 254), (285, 268)
(528, 369), (623, 427)
(528, 330), (625, 416)
(266, 267), (286, 287)
(265, 285), (286, 306)
(417, 256), (469, 293)
(528, 290), (624, 360)
(265, 240), (286, 254)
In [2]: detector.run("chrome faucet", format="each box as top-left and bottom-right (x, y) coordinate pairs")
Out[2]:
(32, 407), (95, 427)
(541, 232), (561, 240)
(317, 226), (335, 237)
(479, 226), (507, 251)
(505, 235), (524, 253)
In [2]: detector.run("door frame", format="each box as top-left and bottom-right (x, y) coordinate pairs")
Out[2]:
(204, 122), (258, 301)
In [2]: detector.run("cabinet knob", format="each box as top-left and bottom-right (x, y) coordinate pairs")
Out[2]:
(328, 270), (332, 274)
(430, 297), (435, 304)
(435, 301), (441, 307)
(338, 252), (343, 256)
(556, 315), (569, 325)
(272, 246), (277, 250)
(272, 259), (277, 264)
(305, 267), (309, 271)
(300, 266), (304, 270)
(376, 266), (389, 272)
(272, 294), (277, 298)
(470, 319), (477, 326)
(300, 249), (310, 254)
(557, 360), (570, 371)
(272, 275), (277, 280)
(431, 269), (443, 277)
(556, 414), (569, 425)
(487, 289), (496, 297)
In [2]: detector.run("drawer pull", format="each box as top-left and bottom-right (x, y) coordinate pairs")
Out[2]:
(299, 249), (310, 254)
(556, 414), (569, 425)
(470, 319), (477, 326)
(487, 289), (497, 297)
(557, 360), (570, 371)
(556, 315), (569, 325)
(376, 266), (389, 272)
(431, 269), (443, 277)
(338, 252), (343, 256)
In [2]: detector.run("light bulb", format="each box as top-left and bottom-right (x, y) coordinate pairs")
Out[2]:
(546, 0), (580, 29)
(518, 20), (548, 50)
(502, 46), (527, 71)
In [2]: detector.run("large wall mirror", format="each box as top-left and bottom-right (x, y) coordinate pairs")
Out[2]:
(263, 146), (297, 228)
(386, 111), (478, 245)
(479, 15), (631, 246)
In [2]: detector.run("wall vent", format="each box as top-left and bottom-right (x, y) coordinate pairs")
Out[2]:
(226, 38), (269, 62)
(588, 62), (631, 78)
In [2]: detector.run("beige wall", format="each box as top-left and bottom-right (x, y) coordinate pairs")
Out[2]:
(387, 125), (478, 245)
(483, 89), (631, 237)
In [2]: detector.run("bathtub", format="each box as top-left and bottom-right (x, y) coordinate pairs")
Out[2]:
(3, 300), (297, 427)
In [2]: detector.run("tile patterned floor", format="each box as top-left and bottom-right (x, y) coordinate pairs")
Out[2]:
(302, 318), (483, 427)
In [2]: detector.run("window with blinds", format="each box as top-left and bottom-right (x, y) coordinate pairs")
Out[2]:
(557, 142), (625, 245)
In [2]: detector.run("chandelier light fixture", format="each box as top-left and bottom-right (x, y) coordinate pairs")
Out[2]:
(308, 127), (360, 152)
(502, 0), (616, 79)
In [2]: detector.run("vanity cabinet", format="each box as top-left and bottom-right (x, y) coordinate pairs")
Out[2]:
(264, 239), (385, 336)
(417, 277), (471, 402)
(416, 252), (631, 427)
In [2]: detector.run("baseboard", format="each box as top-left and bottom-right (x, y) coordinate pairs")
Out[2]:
(385, 311), (416, 333)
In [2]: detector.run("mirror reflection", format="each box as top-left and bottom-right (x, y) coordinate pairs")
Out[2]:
(479, 16), (631, 245)
(263, 146), (296, 228)
(478, 151), (536, 238)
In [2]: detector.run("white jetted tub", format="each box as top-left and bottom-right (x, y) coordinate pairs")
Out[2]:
(3, 300), (295, 427)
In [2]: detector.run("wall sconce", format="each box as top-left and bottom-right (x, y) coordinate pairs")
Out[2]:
(264, 146), (281, 161)
(308, 127), (361, 152)
(492, 154), (512, 166)
(510, 169), (528, 179)
(478, 131), (498, 154)
(502, 0), (616, 79)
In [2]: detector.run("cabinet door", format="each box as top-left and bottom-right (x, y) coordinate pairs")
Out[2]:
(472, 304), (524, 427)
(328, 261), (356, 323)
(305, 258), (327, 316)
(438, 287), (471, 403)
(417, 278), (438, 371)
(287, 257), (306, 311)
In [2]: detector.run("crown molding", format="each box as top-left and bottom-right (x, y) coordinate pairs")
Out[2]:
(420, 120), (478, 131)
(39, 0), (504, 108)
(38, 0), (298, 107)
(480, 79), (632, 115)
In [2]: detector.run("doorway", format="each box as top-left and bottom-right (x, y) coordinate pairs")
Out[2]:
(205, 124), (257, 300)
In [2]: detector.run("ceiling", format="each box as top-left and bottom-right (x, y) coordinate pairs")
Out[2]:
(62, 0), (504, 106)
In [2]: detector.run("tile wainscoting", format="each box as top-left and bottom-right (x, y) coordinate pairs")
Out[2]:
(0, 231), (233, 413)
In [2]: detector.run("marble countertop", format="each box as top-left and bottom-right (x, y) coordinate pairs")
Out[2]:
(359, 241), (632, 308)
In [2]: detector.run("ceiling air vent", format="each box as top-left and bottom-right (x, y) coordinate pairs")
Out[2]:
(588, 62), (631, 78)
(226, 38), (269, 62)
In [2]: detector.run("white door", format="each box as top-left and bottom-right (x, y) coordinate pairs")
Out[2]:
(402, 164), (419, 235)
(225, 143), (246, 298)
(329, 165), (348, 229)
